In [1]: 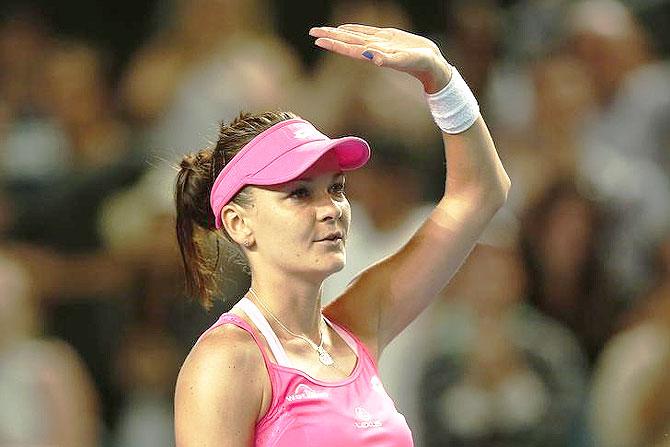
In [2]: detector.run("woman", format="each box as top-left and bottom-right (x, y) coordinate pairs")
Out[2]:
(173, 24), (510, 446)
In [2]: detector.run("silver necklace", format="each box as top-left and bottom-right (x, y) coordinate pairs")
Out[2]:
(248, 288), (335, 366)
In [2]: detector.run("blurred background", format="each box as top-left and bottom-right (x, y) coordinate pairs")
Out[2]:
(1, 0), (669, 445)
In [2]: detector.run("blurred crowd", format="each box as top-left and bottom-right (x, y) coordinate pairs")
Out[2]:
(1, 0), (669, 446)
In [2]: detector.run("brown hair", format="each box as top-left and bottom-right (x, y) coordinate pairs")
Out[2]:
(174, 110), (299, 309)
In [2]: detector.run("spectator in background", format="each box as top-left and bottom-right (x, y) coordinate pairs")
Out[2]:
(566, 0), (670, 298)
(436, 0), (504, 120)
(0, 252), (100, 446)
(499, 53), (596, 214)
(566, 0), (650, 114)
(121, 0), (285, 126)
(520, 178), (620, 366)
(589, 231), (670, 447)
(113, 326), (181, 447)
(0, 5), (50, 118)
(37, 41), (130, 171)
(418, 245), (589, 447)
(122, 0), (302, 153)
(438, 0), (547, 137)
(496, 0), (670, 306)
(7, 39), (145, 250)
(0, 9), (71, 189)
(3, 37), (148, 436)
(503, 0), (571, 63)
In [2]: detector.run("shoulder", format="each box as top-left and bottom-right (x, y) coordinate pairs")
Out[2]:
(176, 323), (266, 396)
(175, 323), (267, 446)
(190, 321), (264, 364)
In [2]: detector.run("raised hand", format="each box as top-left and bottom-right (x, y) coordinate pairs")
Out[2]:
(309, 24), (452, 93)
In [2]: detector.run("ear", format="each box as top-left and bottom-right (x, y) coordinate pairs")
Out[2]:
(221, 203), (254, 247)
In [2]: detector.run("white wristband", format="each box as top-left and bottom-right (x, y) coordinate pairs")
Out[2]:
(425, 64), (480, 134)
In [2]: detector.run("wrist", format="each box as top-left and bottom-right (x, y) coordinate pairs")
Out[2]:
(424, 64), (480, 134)
(420, 57), (453, 94)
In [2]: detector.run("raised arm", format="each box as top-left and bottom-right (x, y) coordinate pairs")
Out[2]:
(313, 24), (511, 357)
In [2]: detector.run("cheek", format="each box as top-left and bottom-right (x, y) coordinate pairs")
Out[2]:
(342, 200), (352, 227)
(257, 207), (311, 248)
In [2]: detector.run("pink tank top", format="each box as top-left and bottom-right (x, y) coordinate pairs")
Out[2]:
(195, 298), (414, 447)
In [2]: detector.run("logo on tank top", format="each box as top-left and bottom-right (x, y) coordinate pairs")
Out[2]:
(286, 384), (329, 402)
(354, 406), (383, 429)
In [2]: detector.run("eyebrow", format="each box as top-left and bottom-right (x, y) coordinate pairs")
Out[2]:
(294, 172), (345, 183)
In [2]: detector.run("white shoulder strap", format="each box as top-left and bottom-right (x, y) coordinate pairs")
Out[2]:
(236, 297), (292, 367)
(322, 315), (359, 355)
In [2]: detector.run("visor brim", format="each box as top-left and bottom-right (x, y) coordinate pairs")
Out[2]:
(248, 136), (370, 185)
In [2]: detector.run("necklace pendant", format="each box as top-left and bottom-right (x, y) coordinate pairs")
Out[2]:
(317, 346), (334, 366)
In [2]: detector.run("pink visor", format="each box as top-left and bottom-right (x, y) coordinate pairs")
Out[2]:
(210, 118), (370, 229)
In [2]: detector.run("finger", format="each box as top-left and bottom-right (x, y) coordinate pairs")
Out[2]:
(335, 27), (386, 42)
(364, 41), (398, 53)
(338, 24), (384, 35)
(314, 38), (367, 60)
(309, 27), (368, 45)
(361, 47), (395, 67)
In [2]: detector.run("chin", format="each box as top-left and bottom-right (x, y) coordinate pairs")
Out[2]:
(319, 255), (346, 277)
(330, 259), (346, 273)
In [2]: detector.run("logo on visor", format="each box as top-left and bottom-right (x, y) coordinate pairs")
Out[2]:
(293, 128), (320, 140)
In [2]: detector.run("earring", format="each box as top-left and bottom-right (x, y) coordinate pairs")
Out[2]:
(243, 240), (251, 247)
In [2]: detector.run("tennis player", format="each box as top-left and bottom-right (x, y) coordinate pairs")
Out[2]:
(174, 23), (510, 446)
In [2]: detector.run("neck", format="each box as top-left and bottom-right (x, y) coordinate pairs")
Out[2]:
(247, 273), (325, 343)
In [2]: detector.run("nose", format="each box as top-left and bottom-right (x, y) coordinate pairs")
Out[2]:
(316, 194), (344, 222)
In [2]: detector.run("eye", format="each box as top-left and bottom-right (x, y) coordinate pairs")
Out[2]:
(330, 182), (346, 196)
(289, 187), (310, 199)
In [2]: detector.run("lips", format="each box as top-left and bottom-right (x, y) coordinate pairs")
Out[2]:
(316, 231), (344, 242)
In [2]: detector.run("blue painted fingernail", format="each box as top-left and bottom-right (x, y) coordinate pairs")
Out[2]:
(362, 50), (373, 59)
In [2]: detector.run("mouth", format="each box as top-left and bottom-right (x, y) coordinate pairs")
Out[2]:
(316, 231), (344, 243)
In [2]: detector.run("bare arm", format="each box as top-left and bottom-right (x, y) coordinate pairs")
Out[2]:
(314, 25), (510, 356)
(174, 326), (268, 447)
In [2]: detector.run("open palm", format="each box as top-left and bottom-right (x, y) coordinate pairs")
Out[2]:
(309, 24), (446, 82)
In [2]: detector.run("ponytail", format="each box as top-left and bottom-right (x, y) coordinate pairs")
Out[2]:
(173, 110), (299, 308)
